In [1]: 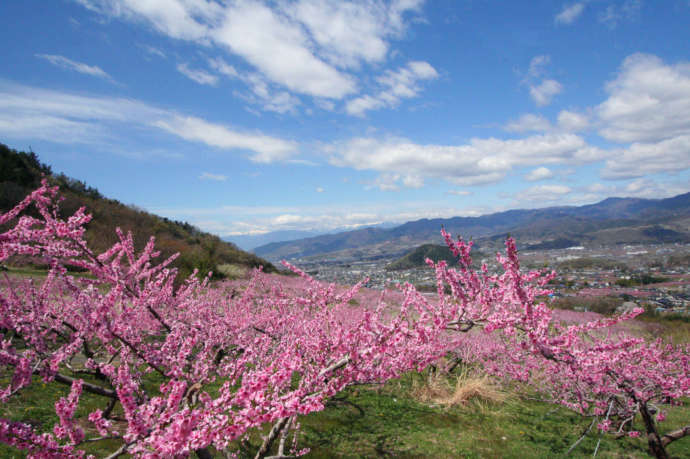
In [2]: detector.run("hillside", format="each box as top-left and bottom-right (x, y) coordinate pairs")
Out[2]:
(0, 143), (276, 277)
(254, 193), (690, 261)
(386, 244), (481, 271)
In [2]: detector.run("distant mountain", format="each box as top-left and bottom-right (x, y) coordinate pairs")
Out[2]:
(0, 143), (277, 277)
(224, 222), (402, 251)
(254, 193), (690, 261)
(224, 230), (325, 251)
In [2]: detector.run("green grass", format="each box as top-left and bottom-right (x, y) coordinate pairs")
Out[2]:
(0, 375), (124, 457)
(1, 369), (689, 458)
(291, 373), (690, 459)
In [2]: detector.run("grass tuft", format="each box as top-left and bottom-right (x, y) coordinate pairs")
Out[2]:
(412, 368), (507, 407)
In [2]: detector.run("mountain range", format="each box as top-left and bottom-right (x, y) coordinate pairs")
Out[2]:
(253, 193), (690, 262)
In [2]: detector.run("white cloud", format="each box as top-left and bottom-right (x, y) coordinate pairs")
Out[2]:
(0, 81), (297, 163)
(598, 0), (642, 29)
(618, 177), (690, 199)
(597, 53), (690, 143)
(330, 133), (606, 188)
(75, 0), (221, 41)
(213, 1), (355, 99)
(153, 115), (297, 163)
(555, 3), (585, 25)
(576, 178), (690, 202)
(286, 0), (422, 69)
(139, 44), (166, 59)
(529, 79), (563, 107)
(35, 54), (114, 81)
(525, 166), (554, 182)
(402, 174), (424, 188)
(601, 135), (690, 179)
(528, 55), (550, 78)
(151, 200), (501, 235)
(0, 82), (160, 143)
(199, 172), (227, 181)
(208, 57), (238, 78)
(237, 73), (301, 114)
(75, 0), (424, 104)
(516, 184), (572, 202)
(524, 55), (562, 107)
(316, 187), (324, 193)
(504, 113), (552, 133)
(344, 95), (385, 116)
(346, 60), (438, 116)
(366, 173), (401, 191)
(176, 62), (218, 86)
(504, 112), (587, 134)
(445, 190), (472, 196)
(557, 110), (589, 132)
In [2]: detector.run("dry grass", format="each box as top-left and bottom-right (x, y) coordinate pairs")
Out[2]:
(412, 369), (506, 407)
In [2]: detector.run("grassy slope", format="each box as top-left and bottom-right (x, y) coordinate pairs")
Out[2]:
(0, 143), (276, 277)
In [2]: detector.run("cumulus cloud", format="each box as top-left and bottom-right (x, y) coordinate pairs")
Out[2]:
(601, 135), (690, 179)
(524, 56), (562, 107)
(597, 53), (690, 143)
(557, 110), (589, 132)
(346, 61), (438, 116)
(516, 184), (572, 202)
(35, 54), (114, 81)
(505, 111), (588, 134)
(176, 63), (219, 86)
(575, 178), (690, 202)
(593, 54), (690, 179)
(555, 3), (585, 24)
(525, 166), (554, 182)
(330, 133), (607, 188)
(286, 0), (423, 69)
(213, 1), (355, 99)
(0, 81), (297, 163)
(530, 79), (563, 107)
(504, 113), (552, 133)
(75, 0), (426, 107)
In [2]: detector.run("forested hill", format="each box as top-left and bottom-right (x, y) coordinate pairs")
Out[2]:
(0, 143), (277, 277)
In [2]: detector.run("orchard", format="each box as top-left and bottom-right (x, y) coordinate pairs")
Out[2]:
(1, 182), (688, 458)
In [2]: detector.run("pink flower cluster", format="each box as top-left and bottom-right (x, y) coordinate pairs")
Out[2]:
(0, 183), (687, 458)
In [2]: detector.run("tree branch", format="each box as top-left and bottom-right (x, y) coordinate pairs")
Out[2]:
(254, 416), (290, 459)
(661, 425), (690, 448)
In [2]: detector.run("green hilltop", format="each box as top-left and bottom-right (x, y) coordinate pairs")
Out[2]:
(386, 243), (482, 271)
(0, 143), (277, 278)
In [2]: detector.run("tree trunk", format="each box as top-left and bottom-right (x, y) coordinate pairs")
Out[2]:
(639, 403), (669, 459)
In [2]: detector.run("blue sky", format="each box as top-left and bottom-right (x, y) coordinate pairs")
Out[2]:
(1, 0), (689, 237)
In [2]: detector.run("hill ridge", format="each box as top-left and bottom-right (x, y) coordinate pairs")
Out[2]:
(0, 142), (277, 277)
